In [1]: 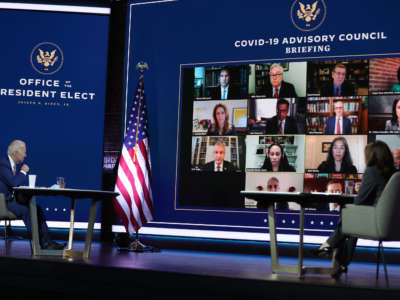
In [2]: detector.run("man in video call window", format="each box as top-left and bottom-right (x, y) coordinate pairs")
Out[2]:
(202, 141), (236, 172)
(324, 100), (352, 134)
(392, 148), (400, 170)
(265, 98), (298, 134)
(326, 180), (343, 211)
(320, 63), (355, 96)
(261, 63), (297, 98)
(209, 68), (241, 100)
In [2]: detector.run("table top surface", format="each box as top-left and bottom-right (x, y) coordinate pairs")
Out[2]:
(14, 186), (119, 199)
(241, 190), (356, 205)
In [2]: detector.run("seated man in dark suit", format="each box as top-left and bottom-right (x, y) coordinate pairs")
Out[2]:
(0, 140), (65, 250)
(202, 140), (236, 172)
(265, 98), (298, 134)
(261, 63), (297, 98)
(209, 68), (241, 100)
(324, 100), (352, 134)
(320, 63), (355, 96)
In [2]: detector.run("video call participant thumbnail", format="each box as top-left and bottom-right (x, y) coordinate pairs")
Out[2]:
(317, 136), (358, 174)
(385, 98), (400, 131)
(202, 140), (237, 172)
(260, 63), (297, 98)
(391, 67), (400, 93)
(320, 63), (355, 97)
(209, 68), (241, 100)
(206, 103), (236, 136)
(392, 148), (400, 170)
(265, 98), (298, 134)
(325, 100), (352, 134)
(256, 177), (289, 210)
(261, 143), (296, 172)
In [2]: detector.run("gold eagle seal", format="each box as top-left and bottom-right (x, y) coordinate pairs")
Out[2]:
(291, 0), (327, 32)
(30, 42), (64, 75)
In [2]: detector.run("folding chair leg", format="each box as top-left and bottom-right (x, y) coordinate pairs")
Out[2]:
(4, 220), (7, 241)
(381, 243), (389, 287)
(376, 242), (381, 281)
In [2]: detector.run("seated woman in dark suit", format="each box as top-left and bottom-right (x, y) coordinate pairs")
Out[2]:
(384, 98), (400, 131)
(312, 141), (396, 279)
(206, 103), (236, 136)
(261, 143), (295, 172)
(317, 137), (357, 174)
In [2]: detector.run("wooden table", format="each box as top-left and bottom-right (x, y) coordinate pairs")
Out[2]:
(13, 187), (118, 259)
(241, 191), (355, 277)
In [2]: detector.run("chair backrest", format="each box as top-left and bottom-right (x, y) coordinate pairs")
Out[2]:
(376, 172), (400, 241)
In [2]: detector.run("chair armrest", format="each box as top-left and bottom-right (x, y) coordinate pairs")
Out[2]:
(342, 204), (379, 239)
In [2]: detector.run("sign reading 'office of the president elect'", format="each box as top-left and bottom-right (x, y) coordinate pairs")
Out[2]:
(0, 7), (109, 222)
(1, 41), (97, 107)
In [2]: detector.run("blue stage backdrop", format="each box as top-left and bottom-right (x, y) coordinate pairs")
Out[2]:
(0, 4), (110, 223)
(123, 0), (400, 236)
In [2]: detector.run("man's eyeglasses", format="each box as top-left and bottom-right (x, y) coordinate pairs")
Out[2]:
(270, 73), (283, 78)
(268, 185), (278, 189)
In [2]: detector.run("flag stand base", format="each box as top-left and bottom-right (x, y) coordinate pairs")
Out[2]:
(117, 232), (160, 253)
(126, 238), (156, 252)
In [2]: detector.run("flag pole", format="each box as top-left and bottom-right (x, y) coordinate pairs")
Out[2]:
(123, 61), (158, 253)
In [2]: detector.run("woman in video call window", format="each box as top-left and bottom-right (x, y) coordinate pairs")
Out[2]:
(317, 137), (358, 174)
(206, 103), (236, 136)
(391, 67), (400, 92)
(384, 98), (400, 131)
(261, 143), (295, 172)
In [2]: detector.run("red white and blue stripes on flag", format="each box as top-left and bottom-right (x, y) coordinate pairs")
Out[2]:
(113, 75), (154, 233)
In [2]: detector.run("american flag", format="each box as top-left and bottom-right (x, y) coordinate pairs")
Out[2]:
(113, 75), (154, 233)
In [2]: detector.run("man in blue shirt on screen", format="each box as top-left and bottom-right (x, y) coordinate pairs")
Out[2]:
(320, 63), (355, 96)
(0, 140), (65, 250)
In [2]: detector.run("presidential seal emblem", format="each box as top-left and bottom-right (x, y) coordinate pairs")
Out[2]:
(30, 42), (64, 75)
(290, 0), (327, 32)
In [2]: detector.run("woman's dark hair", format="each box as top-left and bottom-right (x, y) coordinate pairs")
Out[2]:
(211, 103), (232, 132)
(326, 137), (354, 169)
(261, 143), (293, 171)
(390, 98), (400, 125)
(365, 140), (395, 179)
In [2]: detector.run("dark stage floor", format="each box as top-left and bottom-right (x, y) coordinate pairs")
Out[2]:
(0, 235), (400, 299)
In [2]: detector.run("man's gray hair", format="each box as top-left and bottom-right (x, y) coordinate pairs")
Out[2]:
(7, 140), (26, 156)
(267, 177), (280, 185)
(270, 63), (284, 74)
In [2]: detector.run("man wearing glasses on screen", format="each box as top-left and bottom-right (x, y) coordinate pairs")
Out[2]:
(324, 100), (352, 134)
(261, 63), (297, 98)
(201, 141), (236, 172)
(320, 63), (355, 96)
(265, 98), (299, 134)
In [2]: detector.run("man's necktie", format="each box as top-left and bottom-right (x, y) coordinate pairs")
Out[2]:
(279, 121), (284, 134)
(336, 117), (341, 134)
(274, 88), (278, 98)
(335, 87), (340, 97)
(217, 165), (221, 172)
(222, 88), (227, 100)
(12, 165), (16, 175)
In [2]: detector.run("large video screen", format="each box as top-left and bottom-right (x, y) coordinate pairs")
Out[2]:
(178, 58), (400, 210)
